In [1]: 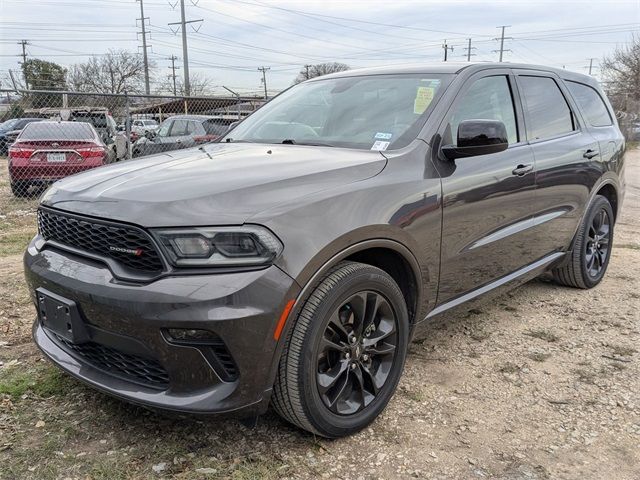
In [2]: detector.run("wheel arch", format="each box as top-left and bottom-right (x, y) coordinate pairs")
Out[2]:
(264, 237), (425, 403)
(290, 238), (423, 327)
(594, 182), (618, 222)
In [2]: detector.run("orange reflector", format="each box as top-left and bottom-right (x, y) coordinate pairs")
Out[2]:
(274, 299), (295, 341)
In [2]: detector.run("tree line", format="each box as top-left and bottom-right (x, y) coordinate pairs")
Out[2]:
(5, 51), (350, 97)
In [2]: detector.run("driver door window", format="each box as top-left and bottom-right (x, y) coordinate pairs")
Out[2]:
(448, 76), (518, 145)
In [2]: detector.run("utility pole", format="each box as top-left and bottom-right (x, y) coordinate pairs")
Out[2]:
(304, 64), (312, 80)
(442, 40), (454, 62)
(8, 69), (19, 91)
(18, 40), (28, 89)
(136, 0), (151, 95)
(168, 55), (179, 95)
(587, 58), (595, 75)
(258, 66), (270, 100)
(463, 38), (476, 62)
(493, 25), (511, 62)
(168, 0), (203, 97)
(223, 86), (242, 120)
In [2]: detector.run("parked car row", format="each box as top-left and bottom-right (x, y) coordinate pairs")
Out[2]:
(132, 115), (229, 157)
(4, 112), (232, 197)
(0, 117), (45, 155)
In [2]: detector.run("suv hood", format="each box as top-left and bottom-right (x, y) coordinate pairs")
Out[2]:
(42, 143), (387, 226)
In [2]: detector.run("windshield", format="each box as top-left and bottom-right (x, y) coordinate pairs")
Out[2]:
(223, 73), (453, 150)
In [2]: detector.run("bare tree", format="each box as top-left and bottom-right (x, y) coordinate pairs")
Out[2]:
(67, 50), (154, 94)
(601, 35), (640, 108)
(601, 35), (640, 136)
(155, 72), (213, 96)
(293, 62), (350, 84)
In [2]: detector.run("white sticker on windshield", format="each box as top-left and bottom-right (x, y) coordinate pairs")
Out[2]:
(375, 132), (393, 140)
(371, 140), (390, 151)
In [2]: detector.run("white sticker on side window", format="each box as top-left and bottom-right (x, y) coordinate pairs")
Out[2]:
(371, 141), (390, 151)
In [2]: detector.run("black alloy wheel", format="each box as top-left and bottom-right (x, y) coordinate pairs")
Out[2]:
(272, 261), (409, 438)
(584, 208), (611, 279)
(317, 291), (398, 415)
(553, 194), (615, 289)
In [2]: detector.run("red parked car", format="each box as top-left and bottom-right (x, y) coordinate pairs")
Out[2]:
(8, 121), (107, 197)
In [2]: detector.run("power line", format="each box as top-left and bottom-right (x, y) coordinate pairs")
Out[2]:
(223, 0), (487, 39)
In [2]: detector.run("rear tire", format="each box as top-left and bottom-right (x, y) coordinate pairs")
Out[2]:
(10, 180), (30, 198)
(552, 195), (614, 289)
(272, 261), (409, 438)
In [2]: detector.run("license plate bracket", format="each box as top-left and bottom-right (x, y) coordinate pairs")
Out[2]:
(36, 288), (90, 344)
(46, 152), (66, 162)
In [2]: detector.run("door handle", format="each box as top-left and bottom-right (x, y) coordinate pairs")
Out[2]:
(512, 164), (533, 176)
(583, 149), (599, 159)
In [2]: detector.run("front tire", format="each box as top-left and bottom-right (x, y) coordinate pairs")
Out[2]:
(553, 194), (614, 289)
(272, 261), (409, 438)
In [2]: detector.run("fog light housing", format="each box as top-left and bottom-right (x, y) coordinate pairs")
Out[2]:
(166, 328), (219, 342)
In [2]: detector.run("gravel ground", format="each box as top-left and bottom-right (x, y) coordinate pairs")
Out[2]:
(0, 150), (638, 480)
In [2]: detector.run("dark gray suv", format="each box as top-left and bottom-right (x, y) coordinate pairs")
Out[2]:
(25, 63), (625, 438)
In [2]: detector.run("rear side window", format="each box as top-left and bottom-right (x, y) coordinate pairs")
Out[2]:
(170, 120), (189, 136)
(20, 122), (95, 140)
(449, 75), (518, 145)
(565, 81), (612, 127)
(204, 121), (228, 136)
(185, 121), (201, 135)
(518, 76), (575, 140)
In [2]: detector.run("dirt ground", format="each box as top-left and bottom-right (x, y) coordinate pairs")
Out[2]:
(0, 149), (638, 480)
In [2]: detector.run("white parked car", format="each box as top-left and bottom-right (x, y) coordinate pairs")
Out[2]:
(131, 119), (159, 135)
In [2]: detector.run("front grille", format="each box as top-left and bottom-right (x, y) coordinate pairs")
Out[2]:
(38, 208), (164, 274)
(52, 332), (169, 389)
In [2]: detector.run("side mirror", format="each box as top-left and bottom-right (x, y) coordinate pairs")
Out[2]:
(441, 119), (509, 160)
(145, 130), (156, 140)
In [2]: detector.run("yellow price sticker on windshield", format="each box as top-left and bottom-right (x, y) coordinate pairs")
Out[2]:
(414, 86), (435, 114)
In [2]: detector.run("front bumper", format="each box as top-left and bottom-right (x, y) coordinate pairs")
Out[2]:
(25, 239), (300, 415)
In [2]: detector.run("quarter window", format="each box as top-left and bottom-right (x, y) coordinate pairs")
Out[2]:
(449, 76), (518, 145)
(566, 81), (613, 127)
(519, 76), (575, 140)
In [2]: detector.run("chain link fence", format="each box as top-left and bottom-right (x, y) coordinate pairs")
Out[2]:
(0, 89), (265, 201)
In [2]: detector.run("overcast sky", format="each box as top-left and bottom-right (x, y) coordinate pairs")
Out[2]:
(1, 0), (639, 95)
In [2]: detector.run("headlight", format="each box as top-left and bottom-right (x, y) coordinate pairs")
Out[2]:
(153, 226), (283, 267)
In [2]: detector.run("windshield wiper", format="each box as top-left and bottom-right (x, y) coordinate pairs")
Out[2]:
(281, 139), (336, 147)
